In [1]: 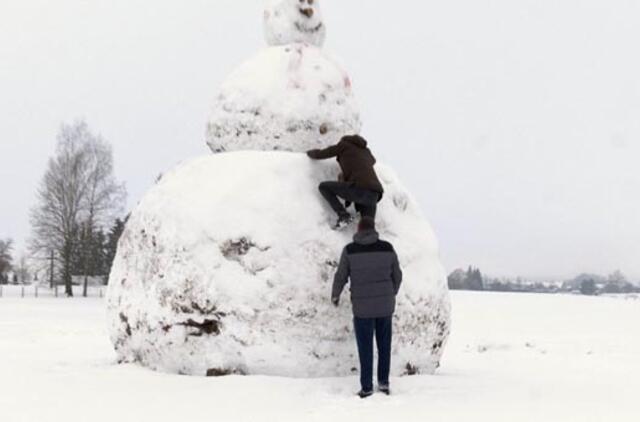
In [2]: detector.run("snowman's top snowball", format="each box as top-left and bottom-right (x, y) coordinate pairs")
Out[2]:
(264, 0), (326, 47)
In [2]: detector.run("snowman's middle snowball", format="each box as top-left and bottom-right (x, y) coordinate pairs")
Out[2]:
(206, 44), (361, 154)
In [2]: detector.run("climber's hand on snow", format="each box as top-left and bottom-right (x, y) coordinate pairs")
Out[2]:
(331, 297), (339, 307)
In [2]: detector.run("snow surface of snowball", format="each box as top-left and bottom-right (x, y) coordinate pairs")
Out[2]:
(264, 0), (326, 47)
(206, 45), (360, 153)
(106, 151), (450, 377)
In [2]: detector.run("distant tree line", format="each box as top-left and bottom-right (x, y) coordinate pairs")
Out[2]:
(559, 270), (638, 295)
(447, 267), (484, 291)
(448, 267), (640, 295)
(28, 120), (127, 295)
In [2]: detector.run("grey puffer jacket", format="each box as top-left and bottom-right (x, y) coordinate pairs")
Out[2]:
(332, 230), (403, 318)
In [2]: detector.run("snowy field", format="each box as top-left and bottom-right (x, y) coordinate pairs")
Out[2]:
(1, 289), (638, 422)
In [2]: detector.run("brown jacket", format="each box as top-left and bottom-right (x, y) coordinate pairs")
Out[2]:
(307, 135), (384, 195)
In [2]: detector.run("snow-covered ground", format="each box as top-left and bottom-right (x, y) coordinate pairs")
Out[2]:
(0, 290), (638, 422)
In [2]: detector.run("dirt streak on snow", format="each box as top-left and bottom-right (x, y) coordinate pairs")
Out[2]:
(0, 291), (638, 422)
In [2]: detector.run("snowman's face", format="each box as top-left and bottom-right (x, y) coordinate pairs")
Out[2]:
(294, 0), (323, 35)
(264, 0), (326, 47)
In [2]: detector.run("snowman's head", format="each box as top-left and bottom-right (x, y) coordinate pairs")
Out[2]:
(264, 0), (326, 47)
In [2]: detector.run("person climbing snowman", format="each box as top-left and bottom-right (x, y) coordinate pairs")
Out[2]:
(307, 135), (384, 229)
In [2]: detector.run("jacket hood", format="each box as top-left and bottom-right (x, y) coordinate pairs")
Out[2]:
(354, 229), (379, 245)
(343, 135), (368, 149)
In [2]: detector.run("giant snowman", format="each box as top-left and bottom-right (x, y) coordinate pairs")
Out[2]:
(107, 0), (451, 378)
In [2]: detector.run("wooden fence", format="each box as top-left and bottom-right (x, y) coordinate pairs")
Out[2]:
(0, 284), (105, 298)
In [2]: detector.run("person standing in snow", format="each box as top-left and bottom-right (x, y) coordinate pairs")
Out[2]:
(332, 216), (403, 398)
(306, 135), (383, 229)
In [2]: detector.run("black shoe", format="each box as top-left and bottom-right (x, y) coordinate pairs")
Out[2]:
(333, 214), (354, 230)
(357, 389), (374, 399)
(378, 384), (391, 396)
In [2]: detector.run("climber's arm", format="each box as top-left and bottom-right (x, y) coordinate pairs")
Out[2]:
(331, 248), (349, 305)
(307, 142), (342, 160)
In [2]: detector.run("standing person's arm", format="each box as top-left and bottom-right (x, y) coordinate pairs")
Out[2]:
(331, 248), (350, 305)
(391, 249), (403, 295)
(307, 141), (342, 160)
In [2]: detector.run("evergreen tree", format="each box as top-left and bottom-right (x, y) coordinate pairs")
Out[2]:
(466, 266), (484, 290)
(580, 279), (597, 295)
(70, 224), (110, 282)
(104, 217), (127, 284)
(93, 229), (108, 276)
(0, 239), (12, 284)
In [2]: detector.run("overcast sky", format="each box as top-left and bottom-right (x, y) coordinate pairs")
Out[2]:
(1, 0), (639, 280)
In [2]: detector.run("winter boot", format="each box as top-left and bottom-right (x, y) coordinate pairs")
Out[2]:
(357, 389), (374, 399)
(333, 213), (354, 230)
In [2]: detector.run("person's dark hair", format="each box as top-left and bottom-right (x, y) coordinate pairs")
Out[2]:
(358, 216), (375, 232)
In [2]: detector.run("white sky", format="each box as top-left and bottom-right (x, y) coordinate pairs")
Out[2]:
(1, 0), (639, 280)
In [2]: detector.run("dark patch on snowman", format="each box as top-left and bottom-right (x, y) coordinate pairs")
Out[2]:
(405, 362), (419, 376)
(119, 312), (132, 336)
(178, 318), (222, 337)
(221, 238), (258, 259)
(206, 367), (246, 377)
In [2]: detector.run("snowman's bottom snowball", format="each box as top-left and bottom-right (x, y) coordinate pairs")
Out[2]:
(106, 151), (451, 377)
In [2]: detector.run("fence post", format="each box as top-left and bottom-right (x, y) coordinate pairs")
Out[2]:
(0, 284), (3, 298)
(21, 286), (25, 298)
(35, 285), (38, 298)
(55, 285), (58, 298)
(49, 250), (55, 289)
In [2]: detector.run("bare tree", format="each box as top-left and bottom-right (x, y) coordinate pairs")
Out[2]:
(0, 238), (13, 283)
(79, 135), (126, 296)
(29, 121), (126, 296)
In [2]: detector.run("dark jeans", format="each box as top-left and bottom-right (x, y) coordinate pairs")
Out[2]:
(353, 316), (392, 392)
(318, 181), (379, 219)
